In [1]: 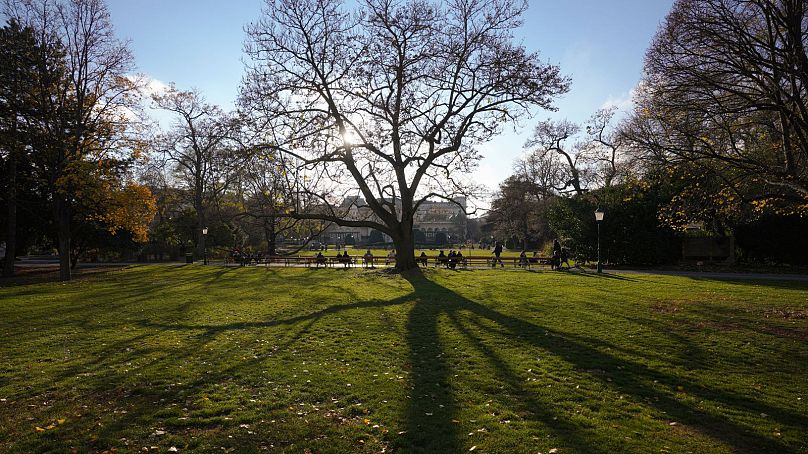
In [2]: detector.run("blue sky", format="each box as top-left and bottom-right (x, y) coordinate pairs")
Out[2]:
(107, 0), (674, 195)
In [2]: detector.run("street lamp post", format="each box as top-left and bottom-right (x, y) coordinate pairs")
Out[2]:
(594, 208), (604, 273)
(202, 227), (208, 265)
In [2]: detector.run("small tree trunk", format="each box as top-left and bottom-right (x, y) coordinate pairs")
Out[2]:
(55, 196), (71, 281)
(3, 155), (17, 277)
(70, 247), (81, 269)
(265, 217), (277, 256)
(195, 192), (206, 259)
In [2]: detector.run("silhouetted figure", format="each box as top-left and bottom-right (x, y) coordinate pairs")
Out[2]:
(437, 250), (447, 267)
(418, 251), (428, 267)
(552, 239), (562, 270)
(560, 247), (570, 270)
(492, 242), (504, 267)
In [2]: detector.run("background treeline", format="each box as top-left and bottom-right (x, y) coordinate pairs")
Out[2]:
(484, 0), (808, 266)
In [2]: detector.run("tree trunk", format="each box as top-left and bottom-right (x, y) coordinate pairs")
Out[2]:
(195, 201), (206, 260)
(394, 219), (418, 271)
(3, 155), (17, 277)
(264, 217), (277, 256)
(70, 247), (80, 269)
(55, 196), (71, 281)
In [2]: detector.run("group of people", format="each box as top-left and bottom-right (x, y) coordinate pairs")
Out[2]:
(551, 239), (571, 270)
(436, 250), (465, 269)
(229, 248), (263, 266)
(492, 240), (572, 270)
(516, 250), (544, 268)
(314, 250), (353, 267)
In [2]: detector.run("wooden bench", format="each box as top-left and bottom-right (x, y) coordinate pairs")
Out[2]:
(259, 256), (314, 267)
(431, 255), (553, 269)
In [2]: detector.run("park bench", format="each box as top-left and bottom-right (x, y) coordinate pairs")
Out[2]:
(427, 255), (553, 269)
(259, 255), (315, 267)
(327, 256), (357, 268)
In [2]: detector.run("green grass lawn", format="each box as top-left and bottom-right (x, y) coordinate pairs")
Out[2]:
(1, 266), (806, 453)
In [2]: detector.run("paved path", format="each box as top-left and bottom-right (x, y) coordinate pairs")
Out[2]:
(604, 269), (808, 282)
(9, 257), (808, 282)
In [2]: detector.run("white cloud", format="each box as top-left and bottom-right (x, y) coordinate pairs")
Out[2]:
(600, 85), (637, 116)
(143, 77), (171, 97)
(124, 74), (174, 129)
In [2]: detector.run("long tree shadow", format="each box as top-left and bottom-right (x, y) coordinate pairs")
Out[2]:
(399, 271), (804, 453)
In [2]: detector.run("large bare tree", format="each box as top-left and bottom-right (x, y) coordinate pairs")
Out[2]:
(241, 0), (569, 270)
(621, 0), (808, 213)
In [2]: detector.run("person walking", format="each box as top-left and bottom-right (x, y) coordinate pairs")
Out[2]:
(493, 242), (504, 268)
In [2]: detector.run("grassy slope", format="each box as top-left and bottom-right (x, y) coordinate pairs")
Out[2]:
(0, 266), (806, 453)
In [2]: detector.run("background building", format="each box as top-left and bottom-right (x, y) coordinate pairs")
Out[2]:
(319, 197), (468, 246)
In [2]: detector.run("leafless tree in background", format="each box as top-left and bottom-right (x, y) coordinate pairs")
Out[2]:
(152, 85), (243, 259)
(519, 108), (629, 197)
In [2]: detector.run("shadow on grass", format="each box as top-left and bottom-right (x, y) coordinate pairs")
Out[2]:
(397, 270), (803, 453)
(682, 275), (808, 291)
(4, 266), (804, 452)
(130, 268), (806, 452)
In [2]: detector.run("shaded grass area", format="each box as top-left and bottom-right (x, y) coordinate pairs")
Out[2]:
(1, 265), (807, 453)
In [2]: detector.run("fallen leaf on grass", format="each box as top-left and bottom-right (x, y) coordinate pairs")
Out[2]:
(35, 427), (45, 432)
(469, 446), (477, 451)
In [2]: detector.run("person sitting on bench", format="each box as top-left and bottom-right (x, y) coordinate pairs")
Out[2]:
(363, 249), (374, 268)
(418, 251), (429, 267)
(385, 249), (396, 266)
(518, 250), (528, 268)
(315, 251), (327, 267)
(436, 250), (447, 267)
(455, 250), (465, 268)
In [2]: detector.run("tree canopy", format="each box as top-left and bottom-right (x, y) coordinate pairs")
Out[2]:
(621, 0), (808, 219)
